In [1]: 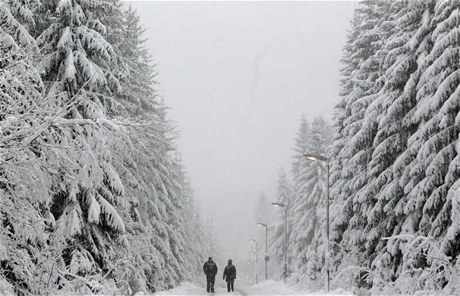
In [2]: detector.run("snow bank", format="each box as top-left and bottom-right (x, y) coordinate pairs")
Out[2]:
(0, 277), (14, 296)
(149, 282), (203, 295)
(246, 280), (353, 295)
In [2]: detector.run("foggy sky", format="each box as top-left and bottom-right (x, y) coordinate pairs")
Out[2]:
(130, 0), (356, 271)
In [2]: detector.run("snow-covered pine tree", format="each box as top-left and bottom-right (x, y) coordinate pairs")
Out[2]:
(358, 1), (436, 290)
(111, 4), (157, 117)
(0, 1), (55, 294)
(107, 98), (178, 292)
(179, 173), (208, 283)
(394, 0), (460, 291)
(166, 153), (193, 285)
(0, 0), (208, 294)
(172, 157), (195, 283)
(331, 0), (460, 293)
(269, 169), (293, 280)
(413, 0), (460, 248)
(190, 203), (209, 282)
(331, 0), (390, 256)
(290, 116), (332, 288)
(289, 116), (311, 278)
(103, 4), (209, 292)
(330, 2), (396, 289)
(30, 0), (130, 292)
(329, 7), (366, 276)
(93, 3), (173, 292)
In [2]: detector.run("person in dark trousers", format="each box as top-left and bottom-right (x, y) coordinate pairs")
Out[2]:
(203, 257), (218, 293)
(223, 259), (236, 292)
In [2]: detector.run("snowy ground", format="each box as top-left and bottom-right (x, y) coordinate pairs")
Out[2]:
(150, 280), (353, 296)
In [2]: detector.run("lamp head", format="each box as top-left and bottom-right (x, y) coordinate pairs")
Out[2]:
(271, 202), (286, 208)
(303, 153), (328, 162)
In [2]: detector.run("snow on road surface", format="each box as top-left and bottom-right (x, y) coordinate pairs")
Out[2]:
(245, 281), (352, 295)
(150, 280), (353, 296)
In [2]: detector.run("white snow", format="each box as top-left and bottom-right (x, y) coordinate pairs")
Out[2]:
(245, 281), (352, 296)
(150, 281), (353, 296)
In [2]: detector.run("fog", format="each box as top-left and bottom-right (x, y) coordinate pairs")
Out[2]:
(131, 0), (356, 273)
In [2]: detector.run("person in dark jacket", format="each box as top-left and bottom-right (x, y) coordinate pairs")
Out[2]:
(203, 257), (218, 293)
(223, 259), (236, 292)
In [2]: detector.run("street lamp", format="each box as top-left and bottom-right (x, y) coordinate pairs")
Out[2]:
(249, 239), (259, 284)
(257, 222), (269, 280)
(304, 154), (328, 162)
(270, 202), (287, 284)
(303, 153), (330, 292)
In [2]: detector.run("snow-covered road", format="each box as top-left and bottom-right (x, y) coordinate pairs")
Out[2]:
(151, 281), (353, 296)
(152, 282), (247, 296)
(153, 283), (245, 296)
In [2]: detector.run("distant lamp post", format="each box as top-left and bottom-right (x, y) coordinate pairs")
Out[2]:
(303, 153), (330, 292)
(249, 239), (259, 284)
(257, 222), (269, 280)
(270, 202), (287, 284)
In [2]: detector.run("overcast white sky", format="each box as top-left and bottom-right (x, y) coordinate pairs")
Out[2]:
(130, 0), (356, 271)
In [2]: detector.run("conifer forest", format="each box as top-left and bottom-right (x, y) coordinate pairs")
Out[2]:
(2, 0), (460, 295)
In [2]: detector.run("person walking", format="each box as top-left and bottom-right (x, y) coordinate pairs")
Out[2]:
(223, 259), (236, 292)
(203, 257), (218, 293)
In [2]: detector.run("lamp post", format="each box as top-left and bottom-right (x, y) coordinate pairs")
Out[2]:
(249, 239), (258, 284)
(257, 222), (268, 280)
(303, 153), (330, 293)
(270, 202), (287, 284)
